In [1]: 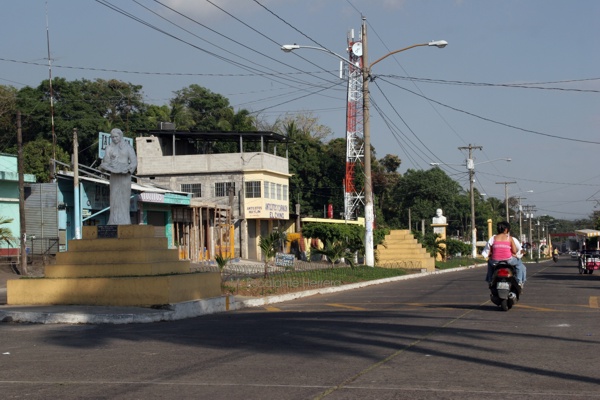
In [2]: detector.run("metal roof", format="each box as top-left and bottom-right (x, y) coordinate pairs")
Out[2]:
(56, 171), (187, 194)
(136, 130), (290, 143)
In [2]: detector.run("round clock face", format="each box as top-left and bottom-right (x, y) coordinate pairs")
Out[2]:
(351, 42), (363, 56)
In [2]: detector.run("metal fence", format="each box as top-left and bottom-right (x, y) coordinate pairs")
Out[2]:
(191, 260), (344, 281)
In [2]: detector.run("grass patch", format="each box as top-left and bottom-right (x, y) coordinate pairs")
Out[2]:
(222, 265), (410, 296)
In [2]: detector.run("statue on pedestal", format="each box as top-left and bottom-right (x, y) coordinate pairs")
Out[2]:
(432, 208), (447, 225)
(431, 208), (448, 261)
(99, 128), (137, 225)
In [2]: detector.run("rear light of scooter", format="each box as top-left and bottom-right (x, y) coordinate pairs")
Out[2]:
(496, 268), (512, 278)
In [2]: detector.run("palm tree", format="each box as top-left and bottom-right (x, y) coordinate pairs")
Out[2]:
(259, 232), (281, 278)
(421, 232), (446, 260)
(214, 253), (230, 278)
(0, 216), (14, 248)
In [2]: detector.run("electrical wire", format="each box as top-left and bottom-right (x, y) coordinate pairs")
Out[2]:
(377, 76), (600, 145)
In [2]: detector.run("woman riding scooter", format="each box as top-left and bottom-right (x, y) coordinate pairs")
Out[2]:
(482, 221), (527, 288)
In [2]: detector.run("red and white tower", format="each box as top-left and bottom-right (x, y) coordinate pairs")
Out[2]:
(343, 29), (365, 221)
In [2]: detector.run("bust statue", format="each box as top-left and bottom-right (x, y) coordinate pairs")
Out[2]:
(432, 208), (447, 225)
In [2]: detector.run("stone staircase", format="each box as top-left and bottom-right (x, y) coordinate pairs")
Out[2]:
(375, 229), (435, 272)
(7, 225), (221, 307)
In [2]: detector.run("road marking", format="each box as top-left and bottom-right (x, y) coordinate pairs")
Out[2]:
(515, 304), (556, 312)
(590, 296), (599, 309)
(326, 303), (367, 311)
(264, 306), (281, 312)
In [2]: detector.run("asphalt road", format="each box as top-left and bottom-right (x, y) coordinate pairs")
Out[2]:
(1, 256), (599, 400)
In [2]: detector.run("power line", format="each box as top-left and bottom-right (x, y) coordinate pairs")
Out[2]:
(383, 74), (600, 93)
(378, 77), (600, 145)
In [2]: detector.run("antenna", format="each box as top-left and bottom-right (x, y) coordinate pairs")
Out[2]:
(46, 2), (56, 180)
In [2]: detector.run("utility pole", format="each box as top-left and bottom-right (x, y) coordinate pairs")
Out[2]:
(17, 111), (28, 275)
(517, 196), (527, 243)
(361, 17), (375, 267)
(523, 205), (536, 258)
(496, 181), (516, 222)
(73, 128), (81, 240)
(459, 144), (482, 258)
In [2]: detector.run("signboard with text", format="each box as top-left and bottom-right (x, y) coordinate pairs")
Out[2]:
(275, 252), (295, 268)
(98, 132), (134, 159)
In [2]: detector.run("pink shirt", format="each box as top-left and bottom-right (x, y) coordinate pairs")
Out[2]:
(491, 240), (512, 260)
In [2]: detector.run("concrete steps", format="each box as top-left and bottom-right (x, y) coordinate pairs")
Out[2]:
(7, 225), (221, 307)
(376, 229), (435, 271)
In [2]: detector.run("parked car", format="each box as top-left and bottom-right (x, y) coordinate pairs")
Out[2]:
(570, 251), (579, 259)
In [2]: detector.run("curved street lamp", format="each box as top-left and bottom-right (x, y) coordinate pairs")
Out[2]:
(282, 18), (447, 266)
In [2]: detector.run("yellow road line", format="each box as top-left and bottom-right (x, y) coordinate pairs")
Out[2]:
(590, 296), (599, 309)
(264, 306), (281, 312)
(326, 303), (367, 311)
(515, 304), (556, 312)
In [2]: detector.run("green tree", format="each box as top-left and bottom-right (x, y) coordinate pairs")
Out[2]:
(373, 154), (402, 227)
(0, 85), (18, 152)
(269, 112), (333, 141)
(285, 121), (329, 217)
(23, 138), (70, 182)
(301, 222), (364, 253)
(144, 104), (172, 129)
(391, 167), (464, 231)
(170, 84), (255, 132)
(16, 78), (148, 170)
(321, 137), (347, 218)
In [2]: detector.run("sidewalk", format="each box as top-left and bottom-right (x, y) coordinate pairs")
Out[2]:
(0, 265), (483, 325)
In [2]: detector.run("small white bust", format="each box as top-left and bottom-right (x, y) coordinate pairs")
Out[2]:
(432, 208), (447, 224)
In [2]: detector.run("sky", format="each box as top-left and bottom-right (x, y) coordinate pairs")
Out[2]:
(1, 0), (599, 222)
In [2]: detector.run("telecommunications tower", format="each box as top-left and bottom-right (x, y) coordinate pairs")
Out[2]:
(343, 29), (365, 221)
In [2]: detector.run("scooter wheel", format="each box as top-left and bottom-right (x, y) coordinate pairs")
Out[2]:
(501, 299), (509, 311)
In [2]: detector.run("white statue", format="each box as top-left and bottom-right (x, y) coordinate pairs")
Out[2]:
(99, 128), (137, 225)
(432, 208), (447, 225)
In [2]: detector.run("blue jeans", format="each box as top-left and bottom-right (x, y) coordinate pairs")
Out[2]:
(487, 257), (527, 284)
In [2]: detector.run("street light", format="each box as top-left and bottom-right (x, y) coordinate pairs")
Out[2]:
(283, 17), (447, 266)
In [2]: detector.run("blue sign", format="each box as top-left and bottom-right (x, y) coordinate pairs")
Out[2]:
(98, 132), (134, 159)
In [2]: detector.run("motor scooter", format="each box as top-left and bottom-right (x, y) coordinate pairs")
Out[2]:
(552, 254), (558, 263)
(489, 261), (521, 311)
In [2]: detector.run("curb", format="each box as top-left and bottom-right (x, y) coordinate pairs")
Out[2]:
(0, 264), (485, 324)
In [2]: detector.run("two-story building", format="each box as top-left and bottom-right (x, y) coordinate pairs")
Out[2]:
(135, 130), (292, 262)
(0, 153), (36, 262)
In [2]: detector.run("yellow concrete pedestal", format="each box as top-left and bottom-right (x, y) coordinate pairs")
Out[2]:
(7, 225), (221, 307)
(432, 223), (448, 261)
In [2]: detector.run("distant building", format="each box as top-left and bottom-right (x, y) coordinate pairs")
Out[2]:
(0, 153), (36, 259)
(135, 130), (293, 261)
(24, 165), (191, 256)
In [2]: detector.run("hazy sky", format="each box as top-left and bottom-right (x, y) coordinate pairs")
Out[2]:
(2, 0), (599, 221)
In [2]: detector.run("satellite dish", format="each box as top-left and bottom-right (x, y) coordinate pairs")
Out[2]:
(351, 42), (363, 56)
